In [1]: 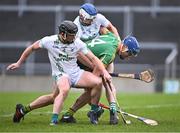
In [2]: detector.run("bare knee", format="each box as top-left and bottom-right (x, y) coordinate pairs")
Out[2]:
(49, 90), (60, 104)
(94, 77), (102, 87)
(59, 88), (70, 99)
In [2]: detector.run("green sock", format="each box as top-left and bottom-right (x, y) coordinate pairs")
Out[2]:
(51, 114), (58, 122)
(22, 105), (31, 114)
(65, 108), (75, 116)
(91, 104), (99, 112)
(110, 102), (117, 113)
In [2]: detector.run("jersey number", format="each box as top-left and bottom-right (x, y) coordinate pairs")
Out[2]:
(87, 38), (106, 47)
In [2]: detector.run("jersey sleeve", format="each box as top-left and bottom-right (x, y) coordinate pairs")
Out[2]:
(39, 36), (51, 49)
(97, 14), (110, 27)
(76, 38), (89, 55)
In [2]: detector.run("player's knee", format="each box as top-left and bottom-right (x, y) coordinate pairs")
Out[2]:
(94, 77), (102, 87)
(49, 94), (55, 103)
(60, 88), (70, 98)
(98, 77), (103, 85)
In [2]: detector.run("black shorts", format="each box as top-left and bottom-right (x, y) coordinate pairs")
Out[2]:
(77, 60), (92, 72)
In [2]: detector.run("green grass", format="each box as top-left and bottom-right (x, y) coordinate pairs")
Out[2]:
(0, 91), (180, 132)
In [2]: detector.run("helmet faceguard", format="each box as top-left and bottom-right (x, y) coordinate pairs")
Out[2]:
(122, 36), (140, 57)
(58, 20), (78, 44)
(118, 36), (140, 60)
(79, 3), (97, 26)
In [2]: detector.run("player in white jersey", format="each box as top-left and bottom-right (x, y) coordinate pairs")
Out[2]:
(74, 3), (121, 77)
(74, 3), (120, 43)
(7, 20), (111, 125)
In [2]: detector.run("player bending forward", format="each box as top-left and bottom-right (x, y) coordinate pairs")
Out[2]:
(61, 28), (140, 124)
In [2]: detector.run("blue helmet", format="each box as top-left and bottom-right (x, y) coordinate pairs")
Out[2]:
(80, 3), (97, 16)
(122, 36), (140, 56)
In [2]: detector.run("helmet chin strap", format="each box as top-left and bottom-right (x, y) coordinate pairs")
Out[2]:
(117, 43), (123, 54)
(118, 44), (124, 60)
(118, 44), (129, 60)
(120, 44), (123, 52)
(59, 33), (68, 44)
(62, 33), (67, 41)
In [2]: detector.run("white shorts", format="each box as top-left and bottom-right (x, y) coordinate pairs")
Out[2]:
(53, 69), (84, 86)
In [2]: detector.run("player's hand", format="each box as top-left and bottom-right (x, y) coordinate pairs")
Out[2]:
(6, 62), (20, 70)
(102, 69), (112, 82)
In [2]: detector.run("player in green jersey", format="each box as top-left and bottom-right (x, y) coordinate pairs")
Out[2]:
(77, 30), (119, 73)
(87, 32), (119, 65)
(61, 28), (140, 124)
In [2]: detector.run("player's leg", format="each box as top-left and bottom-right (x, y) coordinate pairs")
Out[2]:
(104, 62), (119, 124)
(29, 93), (55, 110)
(104, 62), (116, 104)
(29, 83), (58, 110)
(60, 67), (104, 123)
(71, 89), (91, 111)
(50, 75), (70, 125)
(106, 62), (114, 73)
(103, 80), (118, 125)
(13, 83), (58, 123)
(61, 60), (92, 119)
(75, 71), (102, 124)
(70, 87), (103, 116)
(60, 89), (91, 123)
(61, 86), (104, 123)
(60, 88), (104, 123)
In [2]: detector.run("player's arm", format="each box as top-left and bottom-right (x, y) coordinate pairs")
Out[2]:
(106, 62), (114, 73)
(106, 22), (121, 42)
(7, 41), (41, 70)
(85, 50), (111, 82)
(99, 27), (110, 35)
(78, 51), (110, 74)
(77, 52), (94, 69)
(99, 14), (121, 41)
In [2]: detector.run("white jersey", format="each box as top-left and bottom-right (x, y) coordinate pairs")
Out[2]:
(39, 35), (88, 79)
(74, 13), (110, 41)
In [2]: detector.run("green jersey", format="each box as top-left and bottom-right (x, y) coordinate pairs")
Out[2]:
(86, 32), (119, 65)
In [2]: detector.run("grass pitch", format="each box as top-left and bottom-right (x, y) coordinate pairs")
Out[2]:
(0, 91), (180, 132)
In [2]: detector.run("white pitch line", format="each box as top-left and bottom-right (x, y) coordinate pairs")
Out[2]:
(1, 103), (180, 118)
